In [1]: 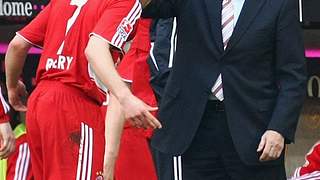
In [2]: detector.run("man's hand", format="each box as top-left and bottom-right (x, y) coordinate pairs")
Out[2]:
(0, 122), (15, 159)
(7, 80), (27, 112)
(257, 130), (285, 162)
(119, 94), (161, 129)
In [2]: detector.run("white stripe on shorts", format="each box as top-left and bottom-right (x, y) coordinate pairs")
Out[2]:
(14, 143), (30, 180)
(173, 156), (183, 180)
(76, 123), (94, 180)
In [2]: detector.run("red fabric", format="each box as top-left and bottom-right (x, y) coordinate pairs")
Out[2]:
(115, 19), (157, 180)
(0, 107), (9, 124)
(26, 81), (105, 180)
(6, 134), (34, 180)
(115, 128), (157, 180)
(130, 19), (152, 51)
(18, 0), (140, 105)
(0, 87), (10, 123)
(299, 141), (320, 176)
(117, 19), (152, 82)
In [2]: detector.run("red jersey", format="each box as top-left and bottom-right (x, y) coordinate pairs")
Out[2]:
(17, 0), (142, 104)
(291, 141), (320, 179)
(0, 87), (10, 123)
(118, 18), (152, 83)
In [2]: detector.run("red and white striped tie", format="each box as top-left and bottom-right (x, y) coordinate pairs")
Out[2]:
(211, 0), (234, 101)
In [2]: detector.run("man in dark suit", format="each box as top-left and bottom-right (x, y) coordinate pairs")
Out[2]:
(142, 0), (307, 179)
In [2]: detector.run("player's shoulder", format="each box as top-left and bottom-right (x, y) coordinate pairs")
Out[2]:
(312, 141), (320, 152)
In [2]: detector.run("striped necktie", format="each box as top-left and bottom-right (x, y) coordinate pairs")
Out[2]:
(211, 0), (234, 101)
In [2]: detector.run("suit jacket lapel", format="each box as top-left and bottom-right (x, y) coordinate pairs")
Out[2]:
(204, 0), (224, 53)
(225, 0), (267, 53)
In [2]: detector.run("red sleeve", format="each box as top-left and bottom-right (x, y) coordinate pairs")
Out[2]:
(90, 0), (141, 50)
(17, 2), (52, 48)
(117, 49), (136, 83)
(117, 18), (152, 83)
(0, 88), (10, 123)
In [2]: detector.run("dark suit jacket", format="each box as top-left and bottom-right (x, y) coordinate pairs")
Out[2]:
(148, 18), (175, 102)
(143, 0), (307, 165)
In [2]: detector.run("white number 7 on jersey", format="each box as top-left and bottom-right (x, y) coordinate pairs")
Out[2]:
(57, 0), (88, 55)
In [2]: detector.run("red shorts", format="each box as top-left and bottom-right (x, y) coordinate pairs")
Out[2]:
(26, 80), (105, 180)
(101, 107), (157, 180)
(7, 134), (33, 180)
(115, 127), (157, 180)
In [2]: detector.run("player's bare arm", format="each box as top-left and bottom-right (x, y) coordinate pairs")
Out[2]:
(5, 35), (31, 112)
(103, 94), (125, 180)
(85, 36), (162, 129)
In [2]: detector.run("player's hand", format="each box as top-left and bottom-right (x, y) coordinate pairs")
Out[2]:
(119, 94), (161, 129)
(0, 122), (15, 159)
(103, 153), (116, 180)
(257, 130), (285, 162)
(7, 80), (27, 112)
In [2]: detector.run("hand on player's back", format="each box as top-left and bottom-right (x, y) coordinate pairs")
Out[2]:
(120, 94), (162, 129)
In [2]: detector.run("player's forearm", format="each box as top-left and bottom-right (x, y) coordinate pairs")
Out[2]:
(104, 94), (125, 157)
(5, 36), (31, 89)
(85, 36), (132, 102)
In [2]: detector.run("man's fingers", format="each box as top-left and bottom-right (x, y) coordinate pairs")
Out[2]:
(0, 138), (12, 159)
(276, 149), (282, 159)
(9, 95), (27, 111)
(132, 117), (143, 128)
(0, 138), (7, 151)
(144, 111), (162, 129)
(259, 141), (272, 161)
(269, 146), (277, 159)
(0, 141), (14, 159)
(12, 103), (27, 112)
(15, 104), (27, 112)
(146, 106), (158, 112)
(257, 135), (266, 152)
(143, 113), (157, 129)
(272, 144), (283, 159)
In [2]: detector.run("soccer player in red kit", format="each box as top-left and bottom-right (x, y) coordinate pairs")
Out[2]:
(115, 18), (157, 180)
(101, 19), (158, 180)
(5, 0), (161, 179)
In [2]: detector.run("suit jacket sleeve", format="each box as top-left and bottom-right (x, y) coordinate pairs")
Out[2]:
(148, 18), (175, 102)
(142, 0), (182, 18)
(267, 0), (307, 142)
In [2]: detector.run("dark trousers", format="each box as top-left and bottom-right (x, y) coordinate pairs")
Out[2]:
(152, 101), (286, 180)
